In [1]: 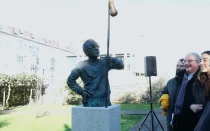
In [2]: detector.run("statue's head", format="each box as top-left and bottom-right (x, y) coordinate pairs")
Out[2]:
(83, 39), (100, 58)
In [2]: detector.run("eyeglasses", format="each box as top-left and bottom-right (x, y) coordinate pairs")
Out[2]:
(85, 45), (99, 52)
(183, 60), (200, 63)
(177, 65), (185, 68)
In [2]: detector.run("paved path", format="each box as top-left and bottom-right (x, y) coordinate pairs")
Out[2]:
(122, 110), (167, 131)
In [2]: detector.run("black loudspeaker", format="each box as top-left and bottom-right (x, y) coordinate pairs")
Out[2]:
(144, 56), (157, 77)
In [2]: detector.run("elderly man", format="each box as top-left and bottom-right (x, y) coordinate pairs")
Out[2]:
(161, 58), (185, 131)
(67, 39), (124, 107)
(172, 52), (201, 131)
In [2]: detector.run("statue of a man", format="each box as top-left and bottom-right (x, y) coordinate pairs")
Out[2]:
(67, 39), (124, 107)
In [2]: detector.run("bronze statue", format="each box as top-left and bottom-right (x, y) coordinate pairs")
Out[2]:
(67, 39), (124, 107)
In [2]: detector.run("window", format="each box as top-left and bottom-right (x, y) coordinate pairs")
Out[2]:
(29, 46), (34, 53)
(50, 67), (55, 77)
(51, 58), (55, 67)
(127, 55), (130, 71)
(115, 54), (124, 61)
(29, 46), (39, 55)
(37, 58), (39, 65)
(100, 54), (112, 58)
(17, 55), (23, 62)
(19, 40), (24, 50)
(42, 69), (45, 75)
(67, 56), (77, 69)
(31, 64), (38, 73)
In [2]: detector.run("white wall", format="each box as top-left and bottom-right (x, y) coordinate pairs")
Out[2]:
(0, 31), (73, 88)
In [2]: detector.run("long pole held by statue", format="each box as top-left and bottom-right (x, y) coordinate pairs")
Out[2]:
(106, 0), (118, 108)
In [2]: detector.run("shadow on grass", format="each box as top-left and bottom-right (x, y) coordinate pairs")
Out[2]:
(0, 109), (17, 115)
(0, 120), (10, 128)
(63, 124), (71, 131)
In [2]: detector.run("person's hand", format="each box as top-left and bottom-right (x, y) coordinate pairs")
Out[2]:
(81, 91), (92, 106)
(190, 104), (203, 113)
(170, 113), (175, 128)
(104, 56), (111, 63)
(81, 91), (91, 98)
(170, 121), (173, 128)
(170, 113), (177, 128)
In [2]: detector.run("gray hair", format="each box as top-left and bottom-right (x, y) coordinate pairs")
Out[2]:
(186, 52), (201, 61)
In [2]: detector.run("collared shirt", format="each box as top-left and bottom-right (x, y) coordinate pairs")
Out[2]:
(187, 72), (195, 80)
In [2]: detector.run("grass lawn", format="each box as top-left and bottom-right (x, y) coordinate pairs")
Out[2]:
(0, 103), (160, 131)
(0, 104), (72, 131)
(121, 115), (145, 131)
(120, 103), (160, 111)
(120, 103), (160, 131)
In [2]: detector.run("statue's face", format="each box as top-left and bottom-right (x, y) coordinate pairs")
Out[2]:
(84, 42), (100, 58)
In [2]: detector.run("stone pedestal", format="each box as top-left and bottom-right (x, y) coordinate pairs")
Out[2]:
(71, 104), (121, 131)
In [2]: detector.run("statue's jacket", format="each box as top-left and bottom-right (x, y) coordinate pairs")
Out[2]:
(67, 57), (124, 99)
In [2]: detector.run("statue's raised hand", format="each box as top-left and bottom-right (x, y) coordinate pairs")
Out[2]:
(104, 56), (111, 63)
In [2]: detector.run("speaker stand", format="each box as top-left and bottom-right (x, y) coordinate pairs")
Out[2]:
(139, 76), (165, 131)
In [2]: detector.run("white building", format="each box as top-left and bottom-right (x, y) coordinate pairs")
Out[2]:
(0, 24), (75, 87)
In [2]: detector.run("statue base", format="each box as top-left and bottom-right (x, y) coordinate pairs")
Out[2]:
(71, 104), (121, 131)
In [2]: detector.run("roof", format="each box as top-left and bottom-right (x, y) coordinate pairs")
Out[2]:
(0, 24), (76, 53)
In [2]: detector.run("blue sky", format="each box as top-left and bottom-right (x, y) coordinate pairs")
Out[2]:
(1, 0), (210, 76)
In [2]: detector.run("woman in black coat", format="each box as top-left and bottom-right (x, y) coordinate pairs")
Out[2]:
(193, 51), (210, 131)
(194, 102), (210, 131)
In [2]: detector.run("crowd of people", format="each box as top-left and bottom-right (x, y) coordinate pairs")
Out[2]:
(160, 51), (210, 131)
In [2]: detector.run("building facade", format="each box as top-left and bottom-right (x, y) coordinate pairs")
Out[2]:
(0, 25), (75, 87)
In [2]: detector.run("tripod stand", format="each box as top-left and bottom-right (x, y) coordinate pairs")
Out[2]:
(139, 76), (165, 131)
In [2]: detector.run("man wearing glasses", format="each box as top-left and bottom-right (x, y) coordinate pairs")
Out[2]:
(172, 52), (201, 131)
(161, 58), (185, 131)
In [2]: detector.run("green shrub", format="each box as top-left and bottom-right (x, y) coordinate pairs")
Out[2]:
(144, 77), (166, 102)
(62, 78), (83, 105)
(0, 73), (47, 108)
(65, 90), (82, 105)
(117, 92), (140, 104)
(0, 120), (10, 128)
